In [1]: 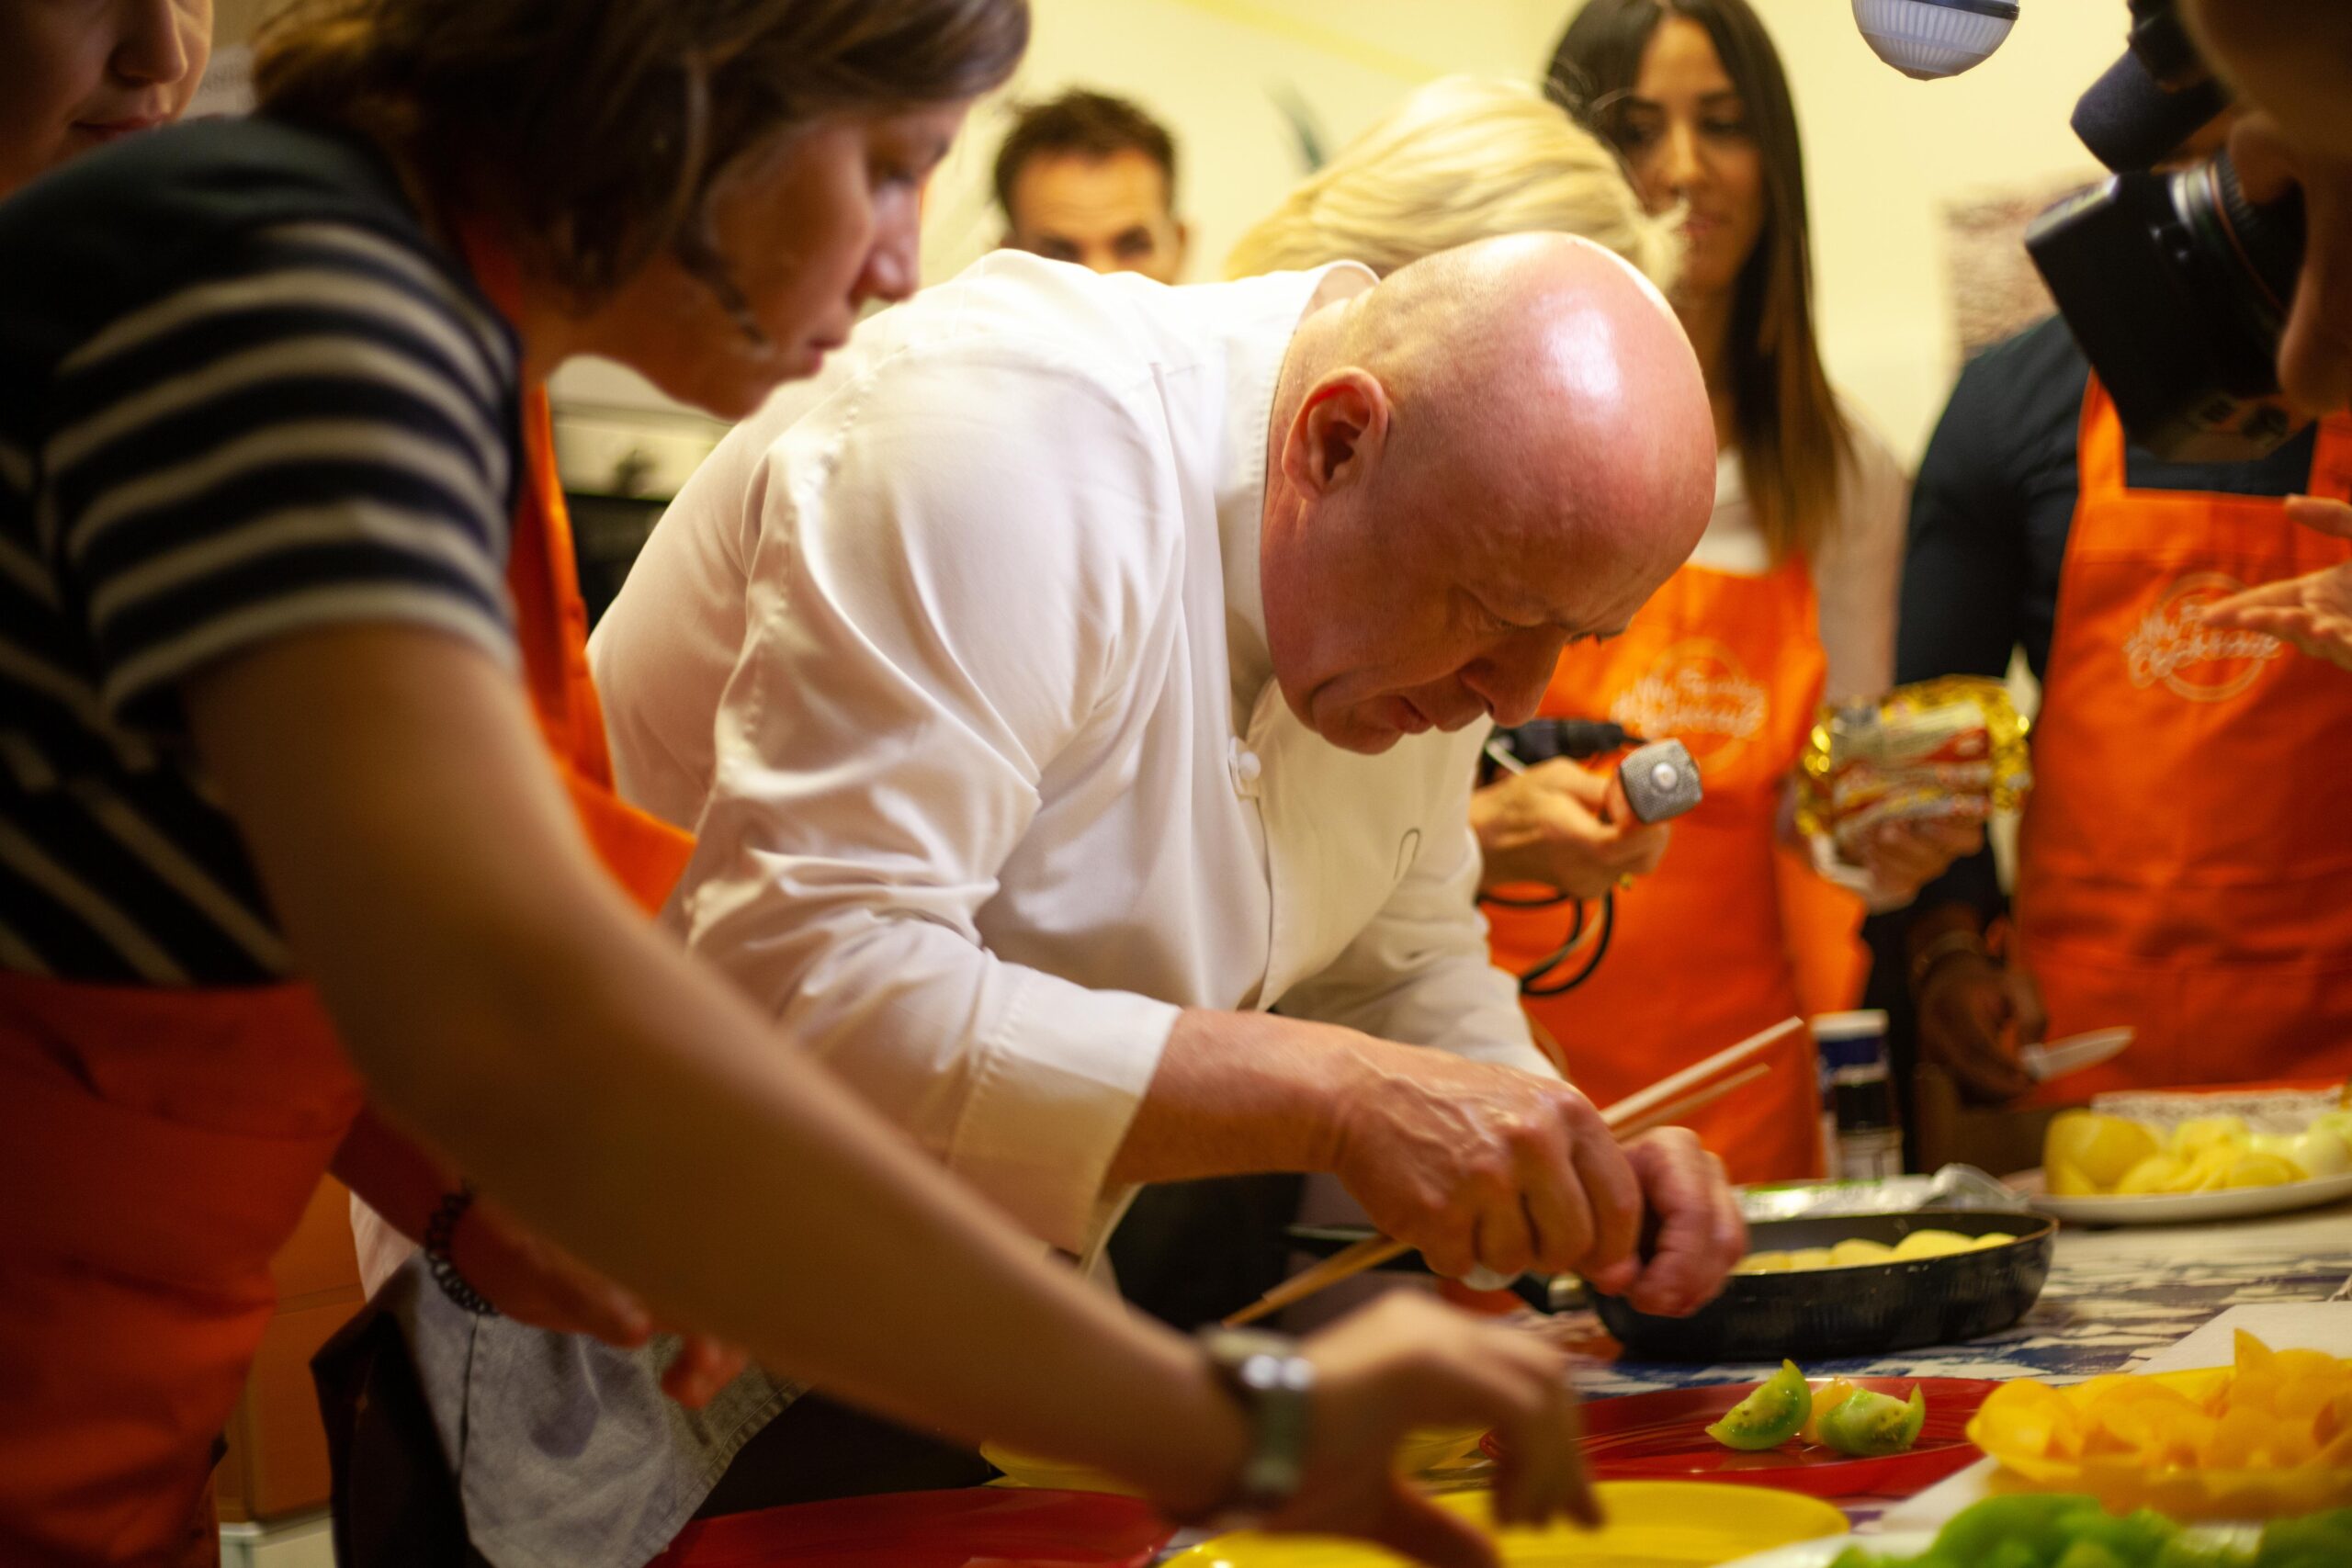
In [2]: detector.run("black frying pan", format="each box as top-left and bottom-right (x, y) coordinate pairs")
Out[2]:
(1592, 1209), (2055, 1363)
(1284, 1208), (2055, 1362)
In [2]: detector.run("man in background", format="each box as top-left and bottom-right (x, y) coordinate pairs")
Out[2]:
(994, 87), (1189, 283)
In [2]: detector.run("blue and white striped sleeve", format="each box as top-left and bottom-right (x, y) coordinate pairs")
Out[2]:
(40, 220), (522, 738)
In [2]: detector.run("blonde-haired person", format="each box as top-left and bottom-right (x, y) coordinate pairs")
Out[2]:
(1227, 74), (1677, 290)
(0, 1), (1598, 1562)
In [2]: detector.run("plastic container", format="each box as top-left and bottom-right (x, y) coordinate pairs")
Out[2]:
(1815, 1010), (1901, 1180)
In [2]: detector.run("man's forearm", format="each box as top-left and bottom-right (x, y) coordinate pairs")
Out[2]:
(1105, 1009), (1373, 1186)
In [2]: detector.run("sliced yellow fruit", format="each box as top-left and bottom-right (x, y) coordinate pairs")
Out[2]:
(2116, 1153), (2188, 1195)
(2047, 1111), (2163, 1190)
(2217, 1150), (2301, 1190)
(2168, 1114), (2250, 1158)
(2047, 1155), (2101, 1197)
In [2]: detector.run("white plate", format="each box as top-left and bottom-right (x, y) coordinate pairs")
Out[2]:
(1720, 1522), (2264, 1568)
(2017, 1168), (2352, 1225)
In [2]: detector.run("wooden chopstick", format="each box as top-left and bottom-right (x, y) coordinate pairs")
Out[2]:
(1606, 1062), (1770, 1142)
(1221, 1037), (1791, 1326)
(1590, 1016), (1801, 1129)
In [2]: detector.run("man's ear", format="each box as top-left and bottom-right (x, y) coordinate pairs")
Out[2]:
(1280, 369), (1390, 500)
(1173, 220), (1193, 276)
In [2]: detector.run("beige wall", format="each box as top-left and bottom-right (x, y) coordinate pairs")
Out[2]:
(548, 1), (2132, 459)
(917, 0), (2130, 461)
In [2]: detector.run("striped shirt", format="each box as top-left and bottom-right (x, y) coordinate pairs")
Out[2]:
(0, 118), (521, 986)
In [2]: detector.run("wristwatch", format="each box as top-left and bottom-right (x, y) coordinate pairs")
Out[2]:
(1194, 1326), (1317, 1523)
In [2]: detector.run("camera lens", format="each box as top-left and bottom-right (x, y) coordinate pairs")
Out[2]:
(2029, 148), (2308, 461)
(2182, 152), (2304, 343)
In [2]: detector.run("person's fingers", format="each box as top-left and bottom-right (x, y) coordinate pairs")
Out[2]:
(1563, 1105), (1643, 1283)
(1415, 1204), (1483, 1282)
(2200, 579), (2311, 621)
(2225, 114), (2352, 413)
(662, 1337), (750, 1408)
(1519, 1157), (1592, 1279)
(1472, 1197), (1537, 1280)
(1531, 757), (1613, 807)
(1362, 1484), (1501, 1568)
(1618, 1134), (1734, 1316)
(1621, 823), (1672, 877)
(2230, 113), (2298, 204)
(2285, 494), (2352, 538)
(2283, 177), (2352, 416)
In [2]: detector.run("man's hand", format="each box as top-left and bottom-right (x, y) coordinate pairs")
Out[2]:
(1914, 952), (2041, 1106)
(2227, 112), (2352, 415)
(453, 1193), (751, 1408)
(1472, 759), (1671, 900)
(1603, 1129), (1744, 1318)
(1326, 1046), (1740, 1314)
(1274, 1294), (1598, 1568)
(2199, 496), (2352, 671)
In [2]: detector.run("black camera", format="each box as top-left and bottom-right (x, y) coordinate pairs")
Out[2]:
(2026, 0), (2307, 462)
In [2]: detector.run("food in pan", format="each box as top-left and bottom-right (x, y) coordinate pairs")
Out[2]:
(1730, 1227), (2016, 1275)
(2044, 1111), (2352, 1197)
(1828, 1494), (2352, 1568)
(1706, 1363), (1928, 1457)
(1706, 1359), (1813, 1450)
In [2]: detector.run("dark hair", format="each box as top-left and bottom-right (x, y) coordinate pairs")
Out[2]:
(990, 88), (1178, 220)
(1545, 0), (1849, 563)
(255, 0), (1029, 311)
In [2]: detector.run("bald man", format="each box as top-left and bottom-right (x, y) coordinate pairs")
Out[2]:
(454, 236), (1726, 1534)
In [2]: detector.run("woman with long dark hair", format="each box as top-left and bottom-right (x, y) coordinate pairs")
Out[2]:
(0, 4), (1593, 1562)
(1478, 0), (1972, 1183)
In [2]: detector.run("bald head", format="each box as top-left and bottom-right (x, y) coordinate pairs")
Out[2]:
(1259, 231), (1715, 754)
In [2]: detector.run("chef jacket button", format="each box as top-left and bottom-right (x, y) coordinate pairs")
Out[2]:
(1229, 740), (1262, 796)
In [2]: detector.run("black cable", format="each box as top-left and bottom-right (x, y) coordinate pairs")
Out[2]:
(1513, 891), (1615, 998)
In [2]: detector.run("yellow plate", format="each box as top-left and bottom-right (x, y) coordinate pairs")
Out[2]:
(1161, 1482), (1848, 1566)
(982, 1427), (1487, 1497)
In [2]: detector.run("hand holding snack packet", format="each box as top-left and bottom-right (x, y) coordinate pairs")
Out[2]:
(1798, 677), (2032, 880)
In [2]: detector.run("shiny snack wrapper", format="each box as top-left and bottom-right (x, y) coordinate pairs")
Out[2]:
(1798, 677), (2031, 862)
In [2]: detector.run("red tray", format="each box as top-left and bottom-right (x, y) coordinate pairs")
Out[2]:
(1483, 1376), (2002, 1499)
(647, 1487), (1174, 1567)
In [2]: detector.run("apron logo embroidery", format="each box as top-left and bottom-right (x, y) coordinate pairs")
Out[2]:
(1610, 638), (1768, 762)
(2122, 571), (2283, 702)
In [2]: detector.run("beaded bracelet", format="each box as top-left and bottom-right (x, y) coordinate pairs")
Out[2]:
(424, 1183), (501, 1317)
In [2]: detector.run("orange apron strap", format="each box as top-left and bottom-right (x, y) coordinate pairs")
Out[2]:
(2076, 378), (2129, 502)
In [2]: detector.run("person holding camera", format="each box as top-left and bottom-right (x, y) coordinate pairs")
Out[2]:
(1484, 0), (1973, 1186)
(2184, 0), (2352, 670)
(1896, 99), (2352, 1110)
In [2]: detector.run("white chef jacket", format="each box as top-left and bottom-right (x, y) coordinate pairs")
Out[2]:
(590, 254), (1552, 1256)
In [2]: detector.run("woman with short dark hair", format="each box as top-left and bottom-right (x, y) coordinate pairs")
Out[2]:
(0, 4), (1594, 1562)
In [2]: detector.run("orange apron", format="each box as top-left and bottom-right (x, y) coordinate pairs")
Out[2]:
(2012, 380), (2352, 1103)
(1486, 557), (1851, 1184)
(0, 379), (693, 1564)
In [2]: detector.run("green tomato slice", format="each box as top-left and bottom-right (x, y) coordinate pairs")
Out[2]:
(1706, 1359), (1814, 1451)
(1817, 1385), (1928, 1457)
